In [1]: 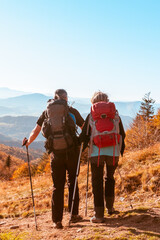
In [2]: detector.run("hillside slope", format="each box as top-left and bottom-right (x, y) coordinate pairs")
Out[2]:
(0, 150), (24, 180)
(0, 143), (160, 239)
(0, 144), (43, 162)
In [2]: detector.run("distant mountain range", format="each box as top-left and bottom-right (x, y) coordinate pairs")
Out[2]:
(0, 116), (44, 141)
(0, 88), (159, 150)
(0, 132), (44, 151)
(0, 87), (29, 98)
(0, 93), (49, 116)
(0, 89), (160, 118)
(0, 114), (132, 147)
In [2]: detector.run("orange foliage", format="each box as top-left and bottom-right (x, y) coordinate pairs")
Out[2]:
(12, 152), (51, 179)
(12, 162), (37, 179)
(0, 150), (24, 180)
(44, 162), (51, 173)
(125, 109), (160, 150)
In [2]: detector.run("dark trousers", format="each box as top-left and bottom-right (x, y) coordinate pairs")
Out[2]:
(90, 156), (118, 218)
(50, 147), (79, 223)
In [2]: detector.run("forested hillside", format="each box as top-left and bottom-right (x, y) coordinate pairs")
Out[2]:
(0, 144), (43, 163)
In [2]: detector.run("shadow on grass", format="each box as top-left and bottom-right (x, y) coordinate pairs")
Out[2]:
(67, 219), (90, 228)
(102, 208), (160, 238)
(128, 228), (160, 238)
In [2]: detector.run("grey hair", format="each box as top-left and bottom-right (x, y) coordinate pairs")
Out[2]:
(91, 91), (109, 104)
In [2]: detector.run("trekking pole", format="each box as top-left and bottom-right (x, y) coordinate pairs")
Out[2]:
(69, 143), (83, 226)
(85, 151), (90, 216)
(22, 139), (38, 230)
(117, 166), (133, 209)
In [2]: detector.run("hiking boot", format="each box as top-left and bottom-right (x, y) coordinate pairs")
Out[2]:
(53, 221), (63, 229)
(108, 208), (119, 215)
(90, 216), (105, 223)
(70, 215), (83, 223)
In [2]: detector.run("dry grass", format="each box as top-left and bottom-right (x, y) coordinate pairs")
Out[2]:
(0, 164), (92, 219)
(115, 143), (160, 196)
(0, 143), (159, 220)
(0, 174), (53, 218)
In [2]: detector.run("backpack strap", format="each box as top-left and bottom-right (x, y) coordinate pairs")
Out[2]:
(87, 114), (94, 158)
(86, 114), (91, 136)
(89, 114), (101, 167)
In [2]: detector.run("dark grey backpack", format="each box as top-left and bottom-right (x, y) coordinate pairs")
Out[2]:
(41, 99), (76, 152)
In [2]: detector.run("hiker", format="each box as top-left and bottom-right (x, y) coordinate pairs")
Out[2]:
(80, 91), (125, 223)
(22, 89), (84, 229)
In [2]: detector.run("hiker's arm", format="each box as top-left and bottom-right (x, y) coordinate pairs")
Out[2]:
(79, 115), (91, 151)
(119, 117), (126, 156)
(119, 117), (126, 139)
(69, 107), (84, 128)
(24, 124), (41, 147)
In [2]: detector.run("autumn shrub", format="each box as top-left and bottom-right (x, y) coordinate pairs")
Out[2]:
(12, 163), (37, 179)
(133, 147), (159, 163)
(142, 165), (160, 193)
(0, 150), (24, 180)
(12, 152), (51, 178)
(36, 152), (50, 174)
(44, 162), (51, 173)
(116, 142), (160, 195)
(123, 172), (142, 193)
(116, 171), (142, 195)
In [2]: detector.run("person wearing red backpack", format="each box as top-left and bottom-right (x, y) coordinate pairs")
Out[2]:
(80, 91), (125, 223)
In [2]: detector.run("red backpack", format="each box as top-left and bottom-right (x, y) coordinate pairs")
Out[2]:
(89, 101), (120, 166)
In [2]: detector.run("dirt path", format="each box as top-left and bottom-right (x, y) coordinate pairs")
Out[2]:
(1, 197), (160, 240)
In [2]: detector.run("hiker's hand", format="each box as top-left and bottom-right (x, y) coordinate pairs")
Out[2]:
(22, 137), (29, 147)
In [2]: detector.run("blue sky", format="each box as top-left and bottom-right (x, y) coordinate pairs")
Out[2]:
(0, 0), (160, 102)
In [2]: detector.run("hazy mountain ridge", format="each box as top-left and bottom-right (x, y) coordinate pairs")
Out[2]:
(0, 133), (44, 151)
(0, 93), (49, 116)
(0, 91), (159, 118)
(0, 116), (44, 141)
(0, 115), (45, 151)
(0, 114), (132, 141)
(0, 87), (29, 98)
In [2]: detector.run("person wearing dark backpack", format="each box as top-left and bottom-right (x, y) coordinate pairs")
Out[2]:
(80, 91), (125, 223)
(22, 89), (84, 229)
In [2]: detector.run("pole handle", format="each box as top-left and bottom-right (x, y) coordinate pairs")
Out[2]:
(22, 137), (28, 147)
